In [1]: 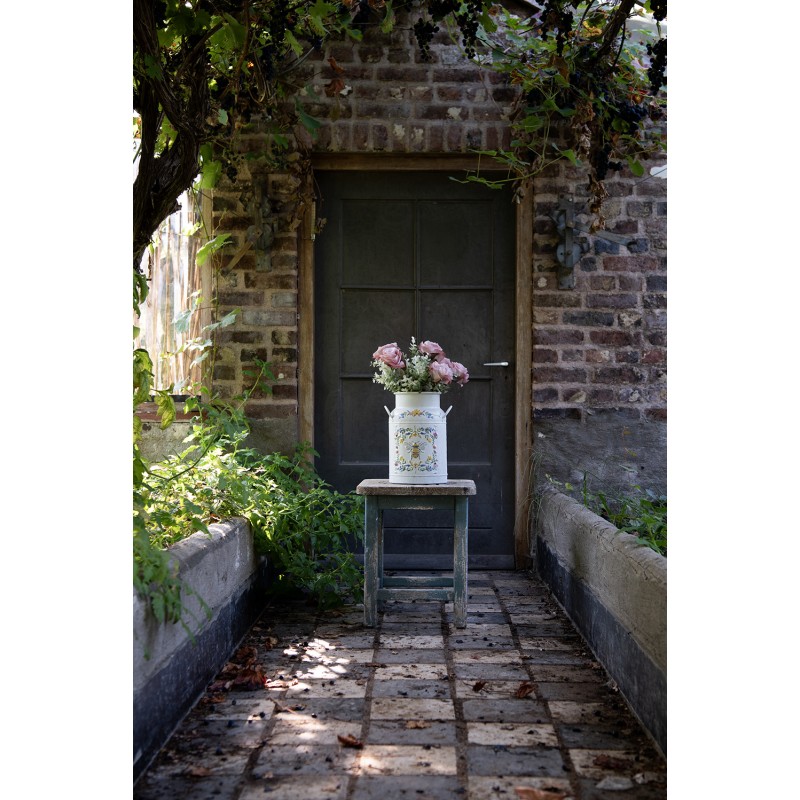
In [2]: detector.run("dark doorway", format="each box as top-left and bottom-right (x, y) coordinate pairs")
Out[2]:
(314, 170), (516, 568)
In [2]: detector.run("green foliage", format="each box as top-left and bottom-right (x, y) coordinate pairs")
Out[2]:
(586, 486), (667, 557)
(546, 474), (667, 557)
(134, 306), (364, 633)
(462, 1), (667, 220)
(145, 438), (365, 608)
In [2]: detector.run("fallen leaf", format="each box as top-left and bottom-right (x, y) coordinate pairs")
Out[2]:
(405, 720), (430, 729)
(514, 787), (567, 800)
(513, 681), (536, 699)
(208, 679), (232, 692)
(593, 754), (632, 771)
(232, 667), (266, 691)
(324, 77), (346, 97)
(184, 766), (213, 777)
(472, 680), (487, 692)
(337, 734), (363, 748)
(233, 645), (258, 664)
(328, 56), (345, 75)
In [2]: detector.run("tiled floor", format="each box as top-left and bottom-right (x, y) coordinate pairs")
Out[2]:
(134, 571), (666, 799)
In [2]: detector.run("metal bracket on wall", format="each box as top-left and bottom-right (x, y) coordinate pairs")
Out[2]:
(552, 195), (638, 289)
(553, 196), (582, 290)
(247, 184), (275, 272)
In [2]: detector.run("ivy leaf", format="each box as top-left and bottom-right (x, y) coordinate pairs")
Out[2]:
(294, 100), (321, 138)
(155, 391), (176, 429)
(196, 159), (222, 189)
(284, 29), (303, 56)
(558, 148), (579, 167)
(626, 156), (645, 177)
(196, 233), (231, 266)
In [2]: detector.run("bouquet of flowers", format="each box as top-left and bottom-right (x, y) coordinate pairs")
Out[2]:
(371, 337), (469, 394)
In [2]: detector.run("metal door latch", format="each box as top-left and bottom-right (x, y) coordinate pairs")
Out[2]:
(483, 361), (509, 367)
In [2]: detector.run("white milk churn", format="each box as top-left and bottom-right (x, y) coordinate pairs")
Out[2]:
(386, 392), (451, 484)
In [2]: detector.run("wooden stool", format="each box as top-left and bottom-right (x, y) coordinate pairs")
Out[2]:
(356, 479), (476, 628)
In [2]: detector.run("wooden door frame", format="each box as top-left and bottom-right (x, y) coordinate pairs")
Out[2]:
(298, 154), (532, 568)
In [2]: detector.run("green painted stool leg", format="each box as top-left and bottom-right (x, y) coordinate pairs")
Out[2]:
(364, 496), (380, 627)
(453, 496), (469, 628)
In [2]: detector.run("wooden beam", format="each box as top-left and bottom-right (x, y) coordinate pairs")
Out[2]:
(297, 177), (315, 450)
(311, 152), (494, 173)
(514, 186), (533, 570)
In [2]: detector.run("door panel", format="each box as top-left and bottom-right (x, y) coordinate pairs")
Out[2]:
(314, 171), (516, 569)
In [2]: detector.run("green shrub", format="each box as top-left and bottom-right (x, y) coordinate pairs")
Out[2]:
(545, 475), (667, 557)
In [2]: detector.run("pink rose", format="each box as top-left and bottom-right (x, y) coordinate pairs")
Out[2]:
(418, 340), (444, 359)
(372, 343), (405, 369)
(429, 359), (454, 384)
(450, 361), (469, 386)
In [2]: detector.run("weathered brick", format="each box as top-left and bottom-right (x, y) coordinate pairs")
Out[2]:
(533, 367), (587, 383)
(272, 347), (298, 362)
(589, 330), (635, 347)
(240, 310), (296, 327)
(271, 291), (298, 308)
(377, 66), (430, 81)
(217, 291), (264, 307)
(213, 365), (236, 381)
(592, 366), (646, 384)
(578, 256), (597, 272)
(533, 348), (558, 363)
(646, 331), (667, 347)
(594, 239), (620, 255)
(589, 275), (617, 291)
(642, 349), (666, 365)
(587, 388), (616, 404)
(560, 349), (584, 362)
(586, 293), (638, 309)
(646, 408), (667, 422)
(617, 275), (643, 292)
(563, 311), (614, 327)
(432, 68), (482, 82)
(586, 349), (611, 363)
(269, 384), (298, 401)
(271, 330), (297, 346)
(602, 256), (659, 272)
(534, 329), (585, 345)
(240, 348), (268, 362)
(615, 350), (640, 364)
(627, 201), (653, 217)
(533, 388), (558, 403)
(535, 292), (581, 308)
(643, 293), (667, 310)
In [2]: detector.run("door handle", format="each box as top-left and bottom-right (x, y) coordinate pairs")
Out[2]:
(483, 361), (509, 367)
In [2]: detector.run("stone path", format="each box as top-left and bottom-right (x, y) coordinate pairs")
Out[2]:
(133, 571), (666, 799)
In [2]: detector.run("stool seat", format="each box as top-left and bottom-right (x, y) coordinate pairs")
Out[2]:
(356, 479), (475, 628)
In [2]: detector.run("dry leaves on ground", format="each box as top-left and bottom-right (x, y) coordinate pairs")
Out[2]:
(473, 680), (487, 692)
(513, 681), (536, 699)
(514, 787), (567, 800)
(405, 720), (430, 729)
(593, 754), (633, 771)
(337, 734), (363, 749)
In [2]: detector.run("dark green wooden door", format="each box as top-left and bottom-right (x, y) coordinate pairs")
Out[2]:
(314, 171), (516, 568)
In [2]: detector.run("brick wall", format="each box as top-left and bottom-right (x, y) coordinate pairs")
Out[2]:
(205, 13), (667, 491)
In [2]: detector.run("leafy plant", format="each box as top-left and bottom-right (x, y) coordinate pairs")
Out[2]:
(545, 473), (667, 557)
(134, 306), (364, 633)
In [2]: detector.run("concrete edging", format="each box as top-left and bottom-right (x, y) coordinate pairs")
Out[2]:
(133, 518), (269, 782)
(533, 486), (666, 756)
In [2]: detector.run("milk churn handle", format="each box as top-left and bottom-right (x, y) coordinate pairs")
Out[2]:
(384, 406), (391, 416)
(445, 405), (453, 416)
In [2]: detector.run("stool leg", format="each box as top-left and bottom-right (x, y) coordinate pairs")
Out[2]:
(364, 496), (380, 627)
(453, 496), (469, 628)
